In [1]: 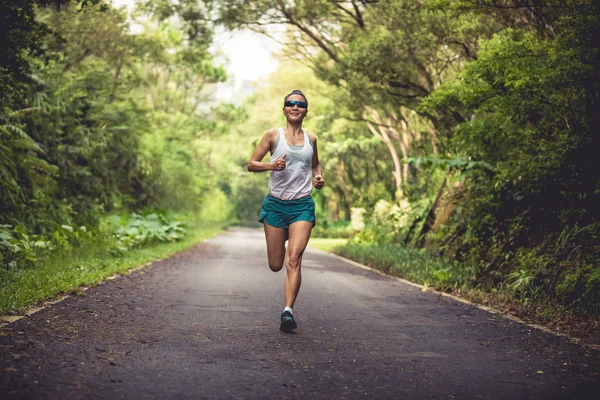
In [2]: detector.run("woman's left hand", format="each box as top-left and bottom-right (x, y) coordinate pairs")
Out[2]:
(313, 175), (325, 190)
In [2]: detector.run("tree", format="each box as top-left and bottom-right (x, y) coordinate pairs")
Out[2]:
(205, 0), (506, 199)
(421, 5), (600, 311)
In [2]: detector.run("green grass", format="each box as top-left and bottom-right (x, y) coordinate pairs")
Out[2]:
(333, 242), (477, 291)
(308, 238), (348, 252)
(0, 221), (224, 315)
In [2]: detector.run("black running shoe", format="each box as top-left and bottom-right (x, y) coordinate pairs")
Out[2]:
(279, 311), (297, 333)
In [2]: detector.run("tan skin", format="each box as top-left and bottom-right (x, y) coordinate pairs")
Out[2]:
(247, 94), (325, 309)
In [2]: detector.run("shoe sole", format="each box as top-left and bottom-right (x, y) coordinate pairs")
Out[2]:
(279, 319), (297, 333)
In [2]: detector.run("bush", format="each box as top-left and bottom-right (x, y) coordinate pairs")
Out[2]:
(555, 265), (600, 315)
(0, 223), (93, 270)
(1, 211), (189, 270)
(312, 221), (354, 238)
(111, 212), (186, 252)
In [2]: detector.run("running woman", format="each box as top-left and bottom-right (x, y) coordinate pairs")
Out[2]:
(247, 90), (325, 333)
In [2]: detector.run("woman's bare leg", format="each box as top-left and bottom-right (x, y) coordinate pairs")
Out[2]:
(284, 221), (313, 308)
(263, 223), (287, 272)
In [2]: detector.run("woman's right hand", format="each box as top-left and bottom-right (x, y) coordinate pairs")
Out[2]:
(271, 154), (287, 171)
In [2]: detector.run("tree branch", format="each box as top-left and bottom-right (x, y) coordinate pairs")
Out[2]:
(275, 2), (341, 63)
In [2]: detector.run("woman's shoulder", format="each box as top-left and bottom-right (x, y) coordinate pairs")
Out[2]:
(265, 128), (280, 137)
(261, 128), (279, 142)
(306, 132), (318, 143)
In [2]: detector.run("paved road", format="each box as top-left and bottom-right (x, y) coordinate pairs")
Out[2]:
(0, 228), (598, 399)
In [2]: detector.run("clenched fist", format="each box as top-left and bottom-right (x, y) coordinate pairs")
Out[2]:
(313, 174), (325, 190)
(271, 154), (287, 171)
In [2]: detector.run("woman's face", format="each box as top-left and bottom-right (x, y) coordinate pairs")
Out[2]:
(282, 94), (308, 123)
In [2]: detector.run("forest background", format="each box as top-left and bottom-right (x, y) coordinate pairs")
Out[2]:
(1, 0), (598, 339)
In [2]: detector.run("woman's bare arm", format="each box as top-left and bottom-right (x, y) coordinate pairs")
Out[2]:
(310, 134), (325, 189)
(247, 129), (280, 172)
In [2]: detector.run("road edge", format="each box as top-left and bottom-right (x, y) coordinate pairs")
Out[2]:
(308, 246), (600, 352)
(0, 258), (163, 329)
(0, 224), (226, 329)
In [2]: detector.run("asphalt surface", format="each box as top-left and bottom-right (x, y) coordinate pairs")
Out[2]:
(0, 228), (598, 399)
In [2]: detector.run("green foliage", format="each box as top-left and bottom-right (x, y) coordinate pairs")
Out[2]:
(556, 264), (600, 315)
(420, 9), (600, 314)
(0, 223), (92, 270)
(1, 4), (145, 231)
(335, 242), (477, 292)
(0, 107), (53, 219)
(1, 209), (188, 274)
(198, 188), (234, 222)
(0, 1), (233, 276)
(0, 2), (227, 222)
(234, 174), (268, 223)
(312, 221), (353, 239)
(0, 220), (223, 314)
(0, 224), (49, 270)
(308, 238), (348, 252)
(112, 212), (186, 252)
(350, 196), (433, 246)
(405, 156), (493, 177)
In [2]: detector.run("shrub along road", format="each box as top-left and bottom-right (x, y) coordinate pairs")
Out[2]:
(0, 228), (598, 399)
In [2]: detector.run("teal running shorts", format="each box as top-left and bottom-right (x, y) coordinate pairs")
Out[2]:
(259, 194), (316, 229)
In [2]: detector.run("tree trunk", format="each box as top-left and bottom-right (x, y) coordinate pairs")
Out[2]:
(108, 54), (124, 104)
(416, 177), (447, 247)
(337, 158), (354, 219)
(365, 106), (403, 198)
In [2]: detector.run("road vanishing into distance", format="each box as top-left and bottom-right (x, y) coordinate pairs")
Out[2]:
(1, 228), (598, 399)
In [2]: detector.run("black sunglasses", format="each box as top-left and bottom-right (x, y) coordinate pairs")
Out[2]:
(284, 100), (308, 109)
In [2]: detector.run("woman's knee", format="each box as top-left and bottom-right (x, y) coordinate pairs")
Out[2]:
(269, 262), (284, 272)
(285, 251), (302, 270)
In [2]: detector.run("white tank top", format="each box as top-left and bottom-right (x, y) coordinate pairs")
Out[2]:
(268, 128), (314, 200)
